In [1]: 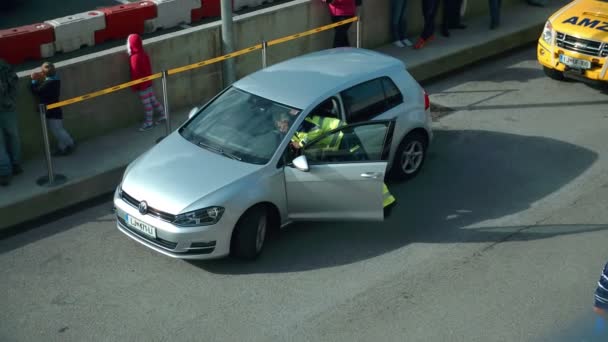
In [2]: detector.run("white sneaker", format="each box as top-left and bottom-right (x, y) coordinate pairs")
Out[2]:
(401, 38), (413, 47)
(138, 122), (155, 132)
(393, 40), (405, 48)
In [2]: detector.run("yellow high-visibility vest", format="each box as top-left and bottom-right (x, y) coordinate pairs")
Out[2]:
(292, 116), (344, 149)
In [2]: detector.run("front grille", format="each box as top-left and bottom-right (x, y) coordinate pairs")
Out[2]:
(120, 189), (176, 222)
(556, 32), (604, 57)
(118, 215), (178, 250)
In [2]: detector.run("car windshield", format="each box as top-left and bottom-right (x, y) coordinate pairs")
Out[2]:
(179, 87), (301, 165)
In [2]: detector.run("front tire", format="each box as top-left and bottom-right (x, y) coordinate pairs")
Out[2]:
(231, 206), (268, 260)
(389, 131), (428, 181)
(543, 66), (565, 81)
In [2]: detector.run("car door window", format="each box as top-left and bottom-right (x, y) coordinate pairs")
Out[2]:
(303, 121), (394, 164)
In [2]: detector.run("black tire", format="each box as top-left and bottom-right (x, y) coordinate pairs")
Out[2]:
(231, 206), (268, 260)
(389, 131), (428, 181)
(543, 66), (565, 81)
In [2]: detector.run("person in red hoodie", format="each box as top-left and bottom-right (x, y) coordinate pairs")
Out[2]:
(322, 0), (356, 48)
(126, 33), (165, 132)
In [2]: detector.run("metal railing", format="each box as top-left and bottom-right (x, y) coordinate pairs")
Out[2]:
(36, 16), (360, 187)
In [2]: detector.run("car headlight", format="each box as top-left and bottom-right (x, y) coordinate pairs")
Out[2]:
(174, 206), (225, 227)
(542, 20), (553, 44)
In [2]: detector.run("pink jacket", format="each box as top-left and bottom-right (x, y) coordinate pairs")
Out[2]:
(323, 0), (356, 17)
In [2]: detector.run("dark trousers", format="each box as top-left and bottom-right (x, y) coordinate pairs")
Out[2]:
(489, 0), (501, 26)
(331, 16), (353, 48)
(442, 0), (462, 28)
(421, 0), (440, 39)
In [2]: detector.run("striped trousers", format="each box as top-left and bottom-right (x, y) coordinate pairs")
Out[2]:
(138, 86), (165, 124)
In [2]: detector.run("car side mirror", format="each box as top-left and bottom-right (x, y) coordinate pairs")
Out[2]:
(188, 107), (199, 119)
(292, 155), (309, 172)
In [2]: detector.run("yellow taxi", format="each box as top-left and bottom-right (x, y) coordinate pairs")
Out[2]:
(537, 0), (608, 82)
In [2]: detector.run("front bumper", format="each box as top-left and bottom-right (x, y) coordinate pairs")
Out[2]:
(537, 40), (608, 82)
(113, 189), (232, 260)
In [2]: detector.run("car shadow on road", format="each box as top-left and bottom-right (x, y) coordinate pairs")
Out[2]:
(192, 129), (601, 274)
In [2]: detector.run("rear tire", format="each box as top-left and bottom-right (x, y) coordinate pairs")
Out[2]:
(543, 66), (565, 81)
(389, 131), (428, 182)
(231, 206), (268, 260)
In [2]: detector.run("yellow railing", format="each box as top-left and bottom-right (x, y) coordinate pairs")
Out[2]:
(46, 16), (359, 110)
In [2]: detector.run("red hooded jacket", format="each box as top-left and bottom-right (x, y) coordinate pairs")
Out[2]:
(126, 34), (153, 91)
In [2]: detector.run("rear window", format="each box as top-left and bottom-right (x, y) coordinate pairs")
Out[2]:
(341, 77), (404, 123)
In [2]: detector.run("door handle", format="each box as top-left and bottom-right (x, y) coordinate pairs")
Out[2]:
(361, 172), (382, 179)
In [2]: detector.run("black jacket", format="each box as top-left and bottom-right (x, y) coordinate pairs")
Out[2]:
(31, 77), (62, 119)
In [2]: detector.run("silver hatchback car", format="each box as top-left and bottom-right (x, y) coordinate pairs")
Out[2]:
(114, 47), (433, 260)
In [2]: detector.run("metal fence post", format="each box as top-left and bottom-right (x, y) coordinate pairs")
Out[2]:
(161, 70), (171, 136)
(36, 104), (66, 187)
(356, 16), (361, 48)
(262, 40), (268, 68)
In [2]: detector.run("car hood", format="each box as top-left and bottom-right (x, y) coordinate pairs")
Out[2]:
(121, 133), (262, 214)
(551, 0), (608, 38)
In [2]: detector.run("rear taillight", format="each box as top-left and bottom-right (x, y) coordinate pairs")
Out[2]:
(423, 90), (430, 110)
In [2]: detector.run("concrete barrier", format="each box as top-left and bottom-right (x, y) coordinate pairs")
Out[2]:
(149, 0), (202, 31)
(14, 0), (525, 163)
(0, 23), (55, 64)
(235, 0), (274, 11)
(95, 1), (158, 43)
(46, 11), (106, 53)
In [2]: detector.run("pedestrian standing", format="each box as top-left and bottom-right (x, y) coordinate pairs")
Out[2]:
(0, 59), (22, 186)
(390, 0), (413, 47)
(488, 0), (501, 29)
(441, 0), (466, 37)
(595, 260), (608, 317)
(30, 62), (75, 157)
(126, 33), (166, 132)
(322, 0), (356, 48)
(414, 0), (440, 49)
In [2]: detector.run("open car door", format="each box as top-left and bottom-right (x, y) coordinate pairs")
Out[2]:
(284, 119), (395, 221)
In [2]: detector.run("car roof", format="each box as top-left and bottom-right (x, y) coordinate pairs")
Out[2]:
(232, 47), (406, 110)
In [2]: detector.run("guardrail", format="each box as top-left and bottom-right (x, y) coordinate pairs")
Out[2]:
(36, 16), (360, 187)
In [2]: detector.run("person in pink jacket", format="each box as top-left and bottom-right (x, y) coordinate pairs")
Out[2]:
(322, 0), (356, 48)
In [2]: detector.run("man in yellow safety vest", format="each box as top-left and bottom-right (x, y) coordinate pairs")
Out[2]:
(289, 113), (396, 215)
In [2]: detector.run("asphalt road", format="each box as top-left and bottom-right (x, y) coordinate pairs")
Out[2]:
(1, 46), (608, 342)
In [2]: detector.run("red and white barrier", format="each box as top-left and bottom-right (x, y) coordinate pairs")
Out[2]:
(45, 11), (106, 53)
(234, 0), (274, 11)
(0, 23), (55, 64)
(198, 0), (222, 18)
(94, 1), (157, 44)
(190, 0), (206, 22)
(149, 0), (201, 31)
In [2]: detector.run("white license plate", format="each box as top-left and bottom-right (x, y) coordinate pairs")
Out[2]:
(559, 54), (591, 69)
(126, 214), (157, 238)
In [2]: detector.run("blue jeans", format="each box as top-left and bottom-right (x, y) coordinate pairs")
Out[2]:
(0, 111), (21, 176)
(390, 0), (408, 41)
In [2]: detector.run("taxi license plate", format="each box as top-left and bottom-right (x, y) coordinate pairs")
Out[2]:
(559, 55), (591, 70)
(126, 214), (157, 238)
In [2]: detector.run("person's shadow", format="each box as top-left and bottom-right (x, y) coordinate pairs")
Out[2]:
(191, 129), (601, 274)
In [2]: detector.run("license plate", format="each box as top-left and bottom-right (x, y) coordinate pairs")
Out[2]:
(559, 54), (591, 69)
(126, 214), (157, 238)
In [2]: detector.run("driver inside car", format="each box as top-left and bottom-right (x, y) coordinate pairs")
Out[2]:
(289, 99), (397, 216)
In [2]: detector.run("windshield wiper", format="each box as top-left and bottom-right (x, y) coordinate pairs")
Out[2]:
(198, 141), (242, 161)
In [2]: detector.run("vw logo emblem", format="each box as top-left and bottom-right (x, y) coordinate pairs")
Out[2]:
(138, 201), (148, 215)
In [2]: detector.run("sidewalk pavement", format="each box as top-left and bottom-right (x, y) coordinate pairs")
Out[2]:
(0, 1), (568, 231)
